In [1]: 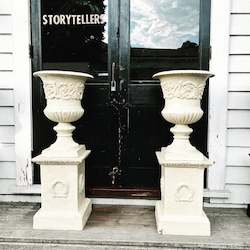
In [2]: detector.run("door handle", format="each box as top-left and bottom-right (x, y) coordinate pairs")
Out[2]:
(110, 62), (116, 92)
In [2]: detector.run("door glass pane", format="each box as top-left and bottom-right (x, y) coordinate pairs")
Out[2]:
(130, 0), (200, 80)
(41, 0), (108, 78)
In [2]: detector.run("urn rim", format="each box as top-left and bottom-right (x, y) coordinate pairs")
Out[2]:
(152, 70), (214, 79)
(33, 70), (94, 79)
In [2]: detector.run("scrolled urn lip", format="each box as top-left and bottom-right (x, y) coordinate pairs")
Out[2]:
(33, 70), (94, 79)
(152, 70), (214, 79)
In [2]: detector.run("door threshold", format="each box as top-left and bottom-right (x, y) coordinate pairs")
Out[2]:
(87, 187), (160, 199)
(92, 197), (158, 206)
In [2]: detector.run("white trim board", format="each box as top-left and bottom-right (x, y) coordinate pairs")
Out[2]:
(207, 0), (230, 190)
(13, 0), (33, 186)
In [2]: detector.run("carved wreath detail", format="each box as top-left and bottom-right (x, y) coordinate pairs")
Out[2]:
(175, 184), (194, 202)
(44, 82), (84, 100)
(161, 80), (205, 100)
(50, 181), (69, 198)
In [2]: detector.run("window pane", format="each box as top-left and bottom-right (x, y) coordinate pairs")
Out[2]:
(130, 0), (200, 80)
(41, 0), (108, 77)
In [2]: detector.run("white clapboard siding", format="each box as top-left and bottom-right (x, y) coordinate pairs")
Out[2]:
(0, 89), (13, 106)
(0, 179), (15, 194)
(231, 0), (250, 13)
(228, 110), (250, 128)
(0, 107), (14, 125)
(229, 73), (250, 91)
(0, 35), (12, 52)
(0, 126), (14, 143)
(227, 129), (250, 147)
(0, 0), (13, 14)
(0, 54), (13, 70)
(0, 71), (13, 88)
(231, 15), (250, 35)
(225, 184), (250, 204)
(227, 147), (250, 166)
(0, 15), (12, 34)
(0, 143), (15, 161)
(228, 92), (250, 109)
(229, 55), (250, 72)
(0, 162), (15, 178)
(226, 167), (250, 185)
(230, 36), (250, 55)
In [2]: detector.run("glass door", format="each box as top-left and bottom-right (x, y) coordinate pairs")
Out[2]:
(32, 0), (120, 188)
(121, 0), (209, 191)
(31, 0), (211, 197)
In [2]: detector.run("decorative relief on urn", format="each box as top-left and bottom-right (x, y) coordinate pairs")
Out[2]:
(44, 82), (84, 100)
(175, 184), (194, 202)
(161, 79), (205, 100)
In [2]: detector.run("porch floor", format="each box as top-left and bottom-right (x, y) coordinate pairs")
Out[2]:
(0, 203), (250, 250)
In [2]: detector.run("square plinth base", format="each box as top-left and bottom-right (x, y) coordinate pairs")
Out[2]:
(33, 198), (92, 230)
(155, 201), (210, 236)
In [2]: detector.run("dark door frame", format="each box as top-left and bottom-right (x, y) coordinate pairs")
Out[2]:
(30, 0), (211, 197)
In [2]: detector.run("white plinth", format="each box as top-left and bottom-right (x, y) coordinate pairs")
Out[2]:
(32, 150), (92, 230)
(155, 151), (211, 236)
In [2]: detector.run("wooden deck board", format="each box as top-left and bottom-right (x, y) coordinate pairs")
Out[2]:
(0, 203), (249, 249)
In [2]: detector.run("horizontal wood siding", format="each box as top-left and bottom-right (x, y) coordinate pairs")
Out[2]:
(229, 73), (250, 91)
(226, 167), (250, 185)
(0, 15), (12, 34)
(0, 0), (15, 194)
(0, 35), (13, 53)
(227, 129), (250, 147)
(231, 0), (250, 13)
(225, 0), (250, 204)
(0, 162), (15, 178)
(227, 147), (250, 166)
(231, 15), (250, 35)
(0, 144), (15, 162)
(228, 110), (250, 128)
(0, 0), (13, 14)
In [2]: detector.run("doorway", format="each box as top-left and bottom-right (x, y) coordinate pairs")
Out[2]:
(31, 0), (211, 198)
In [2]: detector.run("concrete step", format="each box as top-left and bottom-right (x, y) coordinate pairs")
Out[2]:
(0, 203), (249, 250)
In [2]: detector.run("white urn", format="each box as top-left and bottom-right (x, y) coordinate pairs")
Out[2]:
(33, 70), (93, 157)
(153, 70), (213, 162)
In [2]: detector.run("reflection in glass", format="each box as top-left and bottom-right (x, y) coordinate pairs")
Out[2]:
(41, 0), (108, 78)
(130, 0), (200, 80)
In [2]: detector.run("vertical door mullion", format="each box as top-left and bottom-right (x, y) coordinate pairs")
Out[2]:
(31, 0), (43, 157)
(199, 0), (211, 70)
(118, 0), (130, 185)
(119, 0), (130, 96)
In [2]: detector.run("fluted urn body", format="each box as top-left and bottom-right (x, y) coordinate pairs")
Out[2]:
(33, 70), (93, 157)
(153, 70), (213, 161)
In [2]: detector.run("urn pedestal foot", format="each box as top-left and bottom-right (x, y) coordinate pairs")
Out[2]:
(32, 150), (92, 230)
(33, 198), (92, 230)
(155, 201), (210, 236)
